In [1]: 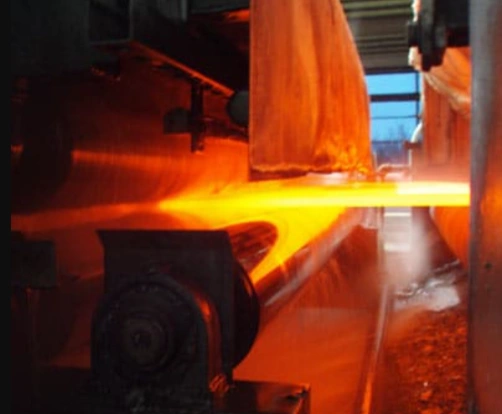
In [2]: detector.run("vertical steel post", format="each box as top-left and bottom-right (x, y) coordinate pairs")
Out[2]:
(469, 0), (502, 412)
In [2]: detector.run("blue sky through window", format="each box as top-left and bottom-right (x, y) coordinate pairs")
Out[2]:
(366, 73), (419, 96)
(365, 72), (420, 142)
(365, 71), (421, 164)
(370, 101), (416, 118)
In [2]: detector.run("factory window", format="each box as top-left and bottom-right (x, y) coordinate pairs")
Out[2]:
(366, 71), (421, 165)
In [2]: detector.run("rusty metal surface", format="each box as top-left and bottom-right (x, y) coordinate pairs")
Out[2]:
(430, 206), (469, 267)
(411, 76), (471, 182)
(249, 0), (372, 177)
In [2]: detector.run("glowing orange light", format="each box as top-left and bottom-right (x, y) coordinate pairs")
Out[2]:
(160, 199), (347, 283)
(158, 178), (470, 210)
(157, 176), (469, 282)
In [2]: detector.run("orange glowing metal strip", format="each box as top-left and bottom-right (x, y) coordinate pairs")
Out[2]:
(158, 201), (347, 283)
(158, 180), (469, 282)
(159, 181), (470, 209)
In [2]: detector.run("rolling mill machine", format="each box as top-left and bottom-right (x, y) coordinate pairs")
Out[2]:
(10, 0), (502, 413)
(10, 1), (378, 412)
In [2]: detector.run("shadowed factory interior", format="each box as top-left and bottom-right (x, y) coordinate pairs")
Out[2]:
(10, 0), (501, 413)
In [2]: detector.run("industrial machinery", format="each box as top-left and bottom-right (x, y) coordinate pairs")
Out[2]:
(10, 0), (502, 413)
(11, 1), (379, 413)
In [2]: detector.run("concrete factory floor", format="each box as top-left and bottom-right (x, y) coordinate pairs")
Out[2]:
(376, 208), (468, 414)
(234, 288), (375, 413)
(235, 207), (468, 414)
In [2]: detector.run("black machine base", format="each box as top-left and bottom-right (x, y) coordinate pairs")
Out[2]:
(19, 366), (310, 414)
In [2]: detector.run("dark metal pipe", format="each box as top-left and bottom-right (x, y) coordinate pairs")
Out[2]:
(469, 1), (502, 412)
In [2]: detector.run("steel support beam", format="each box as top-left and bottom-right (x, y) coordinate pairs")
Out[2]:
(468, 0), (502, 412)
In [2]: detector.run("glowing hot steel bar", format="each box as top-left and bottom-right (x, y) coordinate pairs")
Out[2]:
(159, 178), (470, 210)
(157, 177), (469, 283)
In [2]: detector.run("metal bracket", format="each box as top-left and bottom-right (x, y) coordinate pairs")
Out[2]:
(407, 0), (469, 71)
